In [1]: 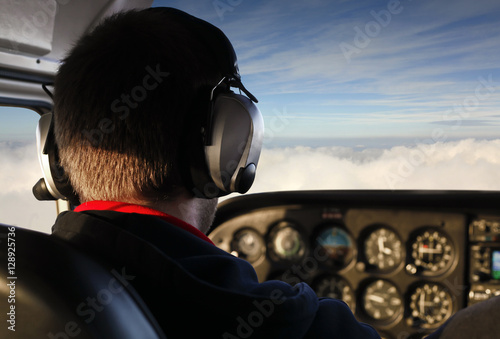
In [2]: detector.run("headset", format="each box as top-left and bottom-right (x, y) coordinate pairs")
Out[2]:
(33, 7), (264, 204)
(34, 112), (80, 205)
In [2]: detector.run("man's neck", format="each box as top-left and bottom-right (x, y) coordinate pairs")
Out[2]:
(129, 194), (218, 234)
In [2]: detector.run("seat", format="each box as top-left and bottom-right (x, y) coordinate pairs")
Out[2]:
(0, 223), (166, 338)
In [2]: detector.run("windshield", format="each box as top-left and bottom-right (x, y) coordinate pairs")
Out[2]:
(1, 0), (499, 230)
(0, 107), (57, 232)
(153, 0), (500, 195)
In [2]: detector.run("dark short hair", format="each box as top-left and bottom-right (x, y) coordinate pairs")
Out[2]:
(54, 8), (223, 202)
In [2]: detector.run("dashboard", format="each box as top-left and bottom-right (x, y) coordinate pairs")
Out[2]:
(208, 190), (500, 339)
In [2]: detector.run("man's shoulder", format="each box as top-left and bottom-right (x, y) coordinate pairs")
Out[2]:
(51, 210), (380, 338)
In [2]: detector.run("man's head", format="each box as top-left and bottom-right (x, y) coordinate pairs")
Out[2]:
(54, 8), (231, 204)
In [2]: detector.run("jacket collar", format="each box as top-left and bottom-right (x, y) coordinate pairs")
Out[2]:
(75, 200), (214, 245)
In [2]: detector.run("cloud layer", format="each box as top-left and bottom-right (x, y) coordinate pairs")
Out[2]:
(2, 139), (500, 232)
(0, 141), (56, 233)
(248, 138), (500, 193)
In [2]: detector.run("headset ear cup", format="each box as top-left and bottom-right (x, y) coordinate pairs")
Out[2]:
(234, 163), (256, 193)
(182, 133), (221, 199)
(34, 113), (80, 206)
(204, 92), (264, 195)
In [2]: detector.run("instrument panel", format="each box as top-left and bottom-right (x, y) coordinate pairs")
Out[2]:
(209, 190), (500, 339)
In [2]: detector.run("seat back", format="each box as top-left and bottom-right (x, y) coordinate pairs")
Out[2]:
(0, 223), (166, 338)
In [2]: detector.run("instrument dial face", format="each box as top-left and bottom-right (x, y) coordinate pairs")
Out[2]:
(314, 275), (355, 312)
(268, 222), (306, 262)
(231, 228), (265, 263)
(315, 226), (355, 269)
(362, 280), (403, 322)
(364, 227), (402, 271)
(411, 229), (453, 274)
(409, 283), (453, 328)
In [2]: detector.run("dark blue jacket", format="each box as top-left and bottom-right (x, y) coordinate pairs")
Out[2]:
(51, 209), (380, 338)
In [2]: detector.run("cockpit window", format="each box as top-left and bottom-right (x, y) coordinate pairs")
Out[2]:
(0, 106), (55, 232)
(1, 1), (499, 229)
(154, 0), (500, 196)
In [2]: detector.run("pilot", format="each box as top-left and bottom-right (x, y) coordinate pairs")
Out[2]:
(49, 7), (380, 338)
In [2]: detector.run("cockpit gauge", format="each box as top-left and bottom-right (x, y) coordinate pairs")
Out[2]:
(313, 275), (355, 312)
(268, 221), (306, 262)
(230, 228), (265, 263)
(410, 229), (454, 274)
(408, 283), (453, 328)
(364, 227), (402, 272)
(362, 279), (403, 322)
(315, 225), (355, 269)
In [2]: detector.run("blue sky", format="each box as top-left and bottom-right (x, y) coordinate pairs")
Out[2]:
(150, 0), (500, 147)
(1, 0), (499, 147)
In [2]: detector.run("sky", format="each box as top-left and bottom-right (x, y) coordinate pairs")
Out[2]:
(0, 0), (500, 232)
(2, 0), (500, 144)
(151, 0), (500, 146)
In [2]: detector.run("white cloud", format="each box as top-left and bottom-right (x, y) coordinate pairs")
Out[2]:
(3, 139), (500, 231)
(247, 138), (500, 193)
(0, 141), (56, 233)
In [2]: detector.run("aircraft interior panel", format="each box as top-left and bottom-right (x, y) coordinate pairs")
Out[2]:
(209, 191), (500, 338)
